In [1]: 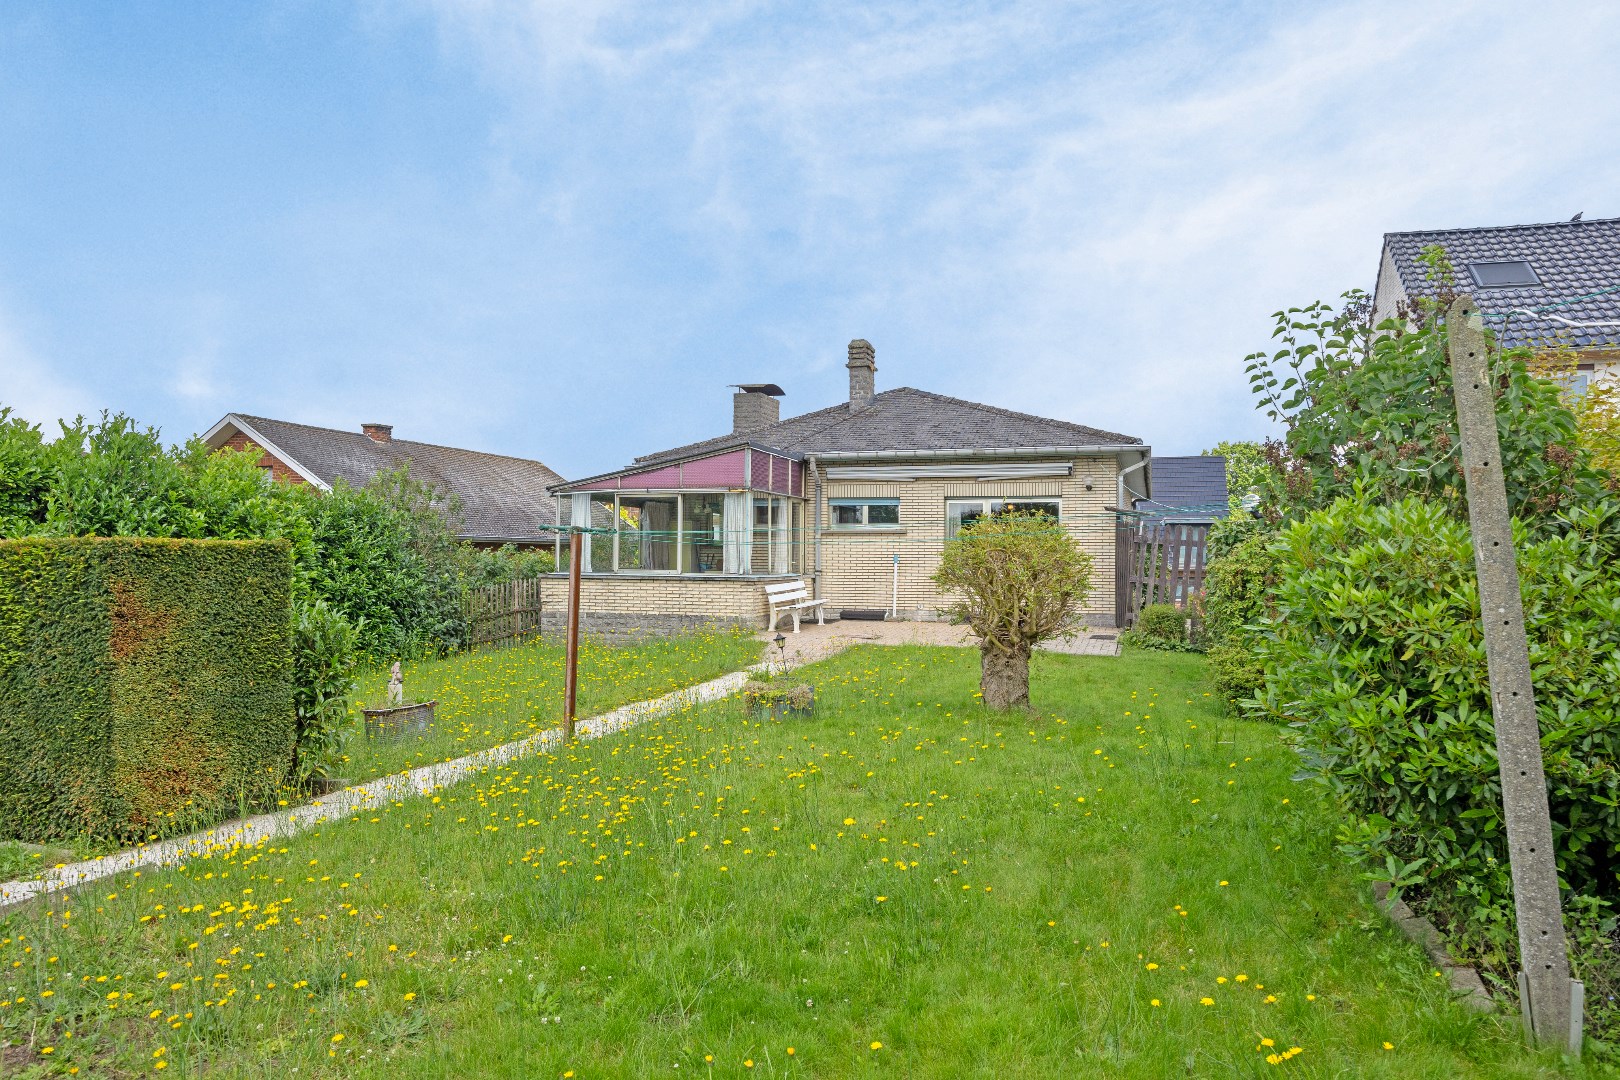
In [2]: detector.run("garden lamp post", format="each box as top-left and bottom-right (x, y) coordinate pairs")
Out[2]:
(774, 632), (787, 674)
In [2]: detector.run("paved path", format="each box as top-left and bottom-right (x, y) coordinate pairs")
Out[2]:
(0, 620), (1116, 910)
(757, 618), (1120, 667)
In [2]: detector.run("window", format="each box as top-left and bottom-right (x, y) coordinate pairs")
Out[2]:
(1467, 260), (1540, 288)
(946, 498), (1060, 537)
(681, 493), (725, 574)
(751, 496), (793, 574)
(830, 498), (900, 528)
(557, 492), (804, 575)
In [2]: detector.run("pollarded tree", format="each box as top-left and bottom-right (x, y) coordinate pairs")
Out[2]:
(934, 511), (1092, 710)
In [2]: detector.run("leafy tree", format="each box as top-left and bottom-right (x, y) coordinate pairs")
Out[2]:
(0, 408), (58, 537)
(933, 511), (1092, 710)
(1242, 289), (1609, 530)
(1200, 440), (1271, 510)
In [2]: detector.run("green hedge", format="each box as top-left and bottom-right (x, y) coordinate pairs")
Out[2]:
(0, 537), (294, 844)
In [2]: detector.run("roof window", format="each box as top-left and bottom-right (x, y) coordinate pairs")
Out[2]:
(1467, 260), (1540, 288)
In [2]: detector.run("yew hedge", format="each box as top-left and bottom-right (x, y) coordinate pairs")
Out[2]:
(0, 537), (294, 843)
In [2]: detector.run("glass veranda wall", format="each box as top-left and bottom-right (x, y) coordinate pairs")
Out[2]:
(557, 492), (801, 576)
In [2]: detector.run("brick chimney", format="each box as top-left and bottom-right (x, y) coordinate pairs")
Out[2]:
(847, 339), (876, 411)
(731, 385), (783, 435)
(361, 423), (393, 443)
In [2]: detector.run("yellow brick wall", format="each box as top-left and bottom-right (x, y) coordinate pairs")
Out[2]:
(808, 458), (1120, 625)
(539, 574), (776, 625)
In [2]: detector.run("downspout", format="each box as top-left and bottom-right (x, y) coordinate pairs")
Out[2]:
(1117, 454), (1149, 509)
(807, 454), (822, 599)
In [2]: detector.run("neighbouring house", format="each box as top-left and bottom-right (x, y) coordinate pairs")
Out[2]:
(541, 339), (1149, 633)
(1116, 456), (1229, 623)
(201, 413), (564, 546)
(1373, 215), (1620, 391)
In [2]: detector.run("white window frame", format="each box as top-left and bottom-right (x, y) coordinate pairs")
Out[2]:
(945, 497), (1061, 538)
(828, 497), (901, 529)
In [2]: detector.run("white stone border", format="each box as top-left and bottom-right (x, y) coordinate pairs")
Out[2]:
(0, 667), (761, 911)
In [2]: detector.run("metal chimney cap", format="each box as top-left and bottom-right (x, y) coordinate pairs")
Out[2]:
(730, 383), (785, 396)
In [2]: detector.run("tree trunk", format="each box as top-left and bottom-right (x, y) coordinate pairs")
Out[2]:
(979, 640), (1031, 710)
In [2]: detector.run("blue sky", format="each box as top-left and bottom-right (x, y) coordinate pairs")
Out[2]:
(3, 1), (1619, 478)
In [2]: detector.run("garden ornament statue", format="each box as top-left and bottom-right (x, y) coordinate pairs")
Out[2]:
(387, 661), (403, 707)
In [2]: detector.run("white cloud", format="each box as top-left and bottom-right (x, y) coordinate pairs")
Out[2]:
(0, 308), (90, 430)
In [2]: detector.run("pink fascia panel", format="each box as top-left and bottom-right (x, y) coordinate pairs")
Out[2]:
(573, 478), (623, 491)
(619, 463), (684, 489)
(790, 461), (803, 497)
(750, 450), (772, 491)
(676, 449), (748, 488)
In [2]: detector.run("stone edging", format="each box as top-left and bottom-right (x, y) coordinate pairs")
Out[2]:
(1371, 881), (1495, 1013)
(0, 666), (765, 913)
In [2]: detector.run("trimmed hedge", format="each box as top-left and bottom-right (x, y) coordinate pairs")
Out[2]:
(0, 537), (294, 844)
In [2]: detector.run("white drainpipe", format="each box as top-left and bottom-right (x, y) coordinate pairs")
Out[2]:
(807, 454), (822, 599)
(1117, 455), (1149, 508)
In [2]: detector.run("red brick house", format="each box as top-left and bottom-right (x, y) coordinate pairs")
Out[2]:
(201, 413), (563, 547)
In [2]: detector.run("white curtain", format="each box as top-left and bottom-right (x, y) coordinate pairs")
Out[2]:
(571, 493), (593, 571)
(723, 492), (751, 574)
(772, 500), (790, 574)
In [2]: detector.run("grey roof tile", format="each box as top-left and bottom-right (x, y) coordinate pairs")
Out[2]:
(234, 415), (563, 542)
(1383, 217), (1620, 349)
(627, 386), (1140, 469)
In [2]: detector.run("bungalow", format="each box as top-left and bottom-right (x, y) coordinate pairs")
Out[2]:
(201, 413), (564, 546)
(541, 340), (1149, 632)
(1373, 215), (1620, 390)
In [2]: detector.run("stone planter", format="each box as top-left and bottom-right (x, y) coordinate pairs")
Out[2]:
(362, 700), (437, 740)
(742, 683), (814, 721)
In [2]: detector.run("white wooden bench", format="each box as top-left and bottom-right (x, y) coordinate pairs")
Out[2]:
(764, 579), (827, 633)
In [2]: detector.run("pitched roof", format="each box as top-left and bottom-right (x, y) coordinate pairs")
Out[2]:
(1381, 217), (1620, 349)
(212, 414), (563, 542)
(1134, 456), (1229, 520)
(628, 386), (1140, 468)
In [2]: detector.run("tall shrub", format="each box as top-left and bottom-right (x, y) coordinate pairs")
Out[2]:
(0, 538), (295, 843)
(1253, 494), (1620, 915)
(934, 511), (1092, 709)
(1201, 515), (1273, 705)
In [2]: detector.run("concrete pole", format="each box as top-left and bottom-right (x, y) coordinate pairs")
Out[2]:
(563, 529), (583, 741)
(1447, 294), (1579, 1051)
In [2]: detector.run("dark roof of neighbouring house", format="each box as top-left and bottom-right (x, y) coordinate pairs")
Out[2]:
(1381, 217), (1620, 349)
(1133, 456), (1228, 520)
(624, 386), (1141, 470)
(208, 414), (564, 542)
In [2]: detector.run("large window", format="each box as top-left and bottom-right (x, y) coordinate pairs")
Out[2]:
(558, 492), (802, 574)
(681, 493), (726, 574)
(946, 498), (1060, 537)
(829, 498), (900, 528)
(751, 496), (795, 575)
(618, 496), (678, 571)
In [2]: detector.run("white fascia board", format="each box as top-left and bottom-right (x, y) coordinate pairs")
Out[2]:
(207, 414), (331, 491)
(824, 462), (1074, 481)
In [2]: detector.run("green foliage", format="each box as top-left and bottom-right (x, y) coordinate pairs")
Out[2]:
(0, 408), (59, 537)
(0, 537), (295, 844)
(1252, 494), (1620, 918)
(1201, 440), (1272, 510)
(1243, 292), (1611, 530)
(934, 512), (1093, 648)
(290, 598), (361, 785)
(298, 468), (467, 661)
(1121, 603), (1194, 652)
(457, 543), (555, 588)
(1201, 516), (1275, 705)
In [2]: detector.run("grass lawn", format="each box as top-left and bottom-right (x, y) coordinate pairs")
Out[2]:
(0, 646), (1586, 1078)
(339, 628), (763, 783)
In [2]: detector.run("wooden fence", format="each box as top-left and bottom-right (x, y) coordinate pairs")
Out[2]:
(1115, 520), (1212, 629)
(466, 577), (545, 649)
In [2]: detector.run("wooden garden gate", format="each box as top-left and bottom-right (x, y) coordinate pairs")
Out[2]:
(1114, 519), (1212, 629)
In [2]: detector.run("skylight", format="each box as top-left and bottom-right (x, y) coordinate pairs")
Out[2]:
(1467, 260), (1540, 288)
